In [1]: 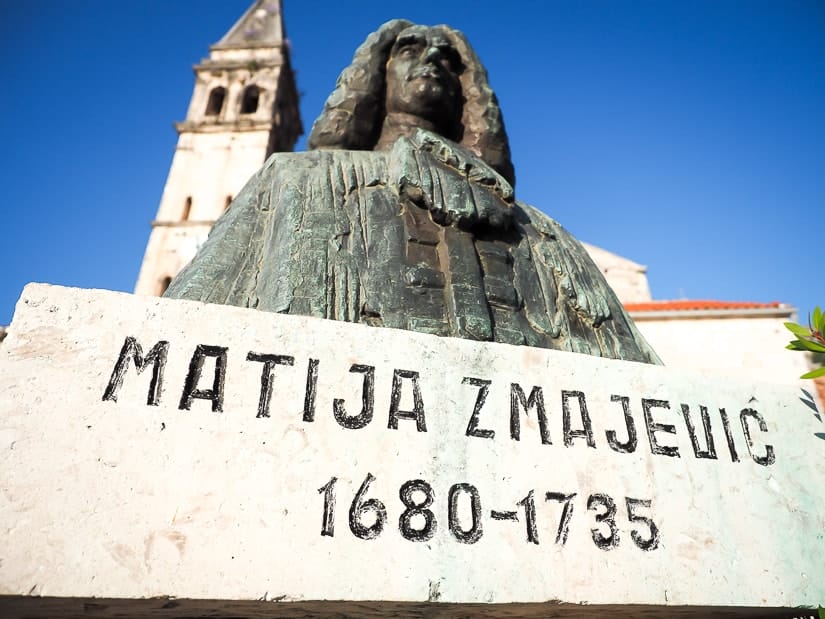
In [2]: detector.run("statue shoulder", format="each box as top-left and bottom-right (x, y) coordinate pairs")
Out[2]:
(513, 201), (566, 238)
(513, 199), (612, 326)
(512, 200), (662, 364)
(260, 149), (339, 176)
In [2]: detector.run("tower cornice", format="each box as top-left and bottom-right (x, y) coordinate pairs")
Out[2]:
(174, 120), (278, 134)
(193, 57), (285, 73)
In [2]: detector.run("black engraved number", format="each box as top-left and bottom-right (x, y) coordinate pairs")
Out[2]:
(545, 492), (577, 545)
(399, 479), (437, 542)
(516, 490), (539, 545)
(587, 493), (619, 550)
(626, 497), (660, 551)
(448, 483), (483, 544)
(348, 473), (387, 540)
(318, 477), (337, 537)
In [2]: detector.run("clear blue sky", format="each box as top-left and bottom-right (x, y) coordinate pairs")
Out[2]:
(2, 1), (823, 327)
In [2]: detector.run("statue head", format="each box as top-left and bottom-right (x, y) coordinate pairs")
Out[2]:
(308, 20), (515, 186)
(383, 25), (463, 138)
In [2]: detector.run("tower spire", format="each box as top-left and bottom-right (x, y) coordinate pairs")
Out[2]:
(214, 0), (286, 49)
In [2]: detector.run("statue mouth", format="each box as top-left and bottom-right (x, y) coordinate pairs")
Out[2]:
(408, 67), (443, 82)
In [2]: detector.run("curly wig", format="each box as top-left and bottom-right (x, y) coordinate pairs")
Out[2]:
(307, 19), (515, 187)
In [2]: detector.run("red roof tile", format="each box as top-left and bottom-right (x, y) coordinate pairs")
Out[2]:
(624, 300), (785, 312)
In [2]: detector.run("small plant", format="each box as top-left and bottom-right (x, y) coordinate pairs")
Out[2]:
(785, 306), (825, 379)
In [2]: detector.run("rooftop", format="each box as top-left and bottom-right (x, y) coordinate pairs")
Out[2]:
(625, 300), (786, 312)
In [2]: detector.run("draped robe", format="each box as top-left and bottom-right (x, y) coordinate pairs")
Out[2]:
(166, 130), (661, 364)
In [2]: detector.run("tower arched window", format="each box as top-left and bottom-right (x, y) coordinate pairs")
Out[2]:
(205, 87), (226, 116)
(159, 276), (172, 295)
(182, 196), (192, 220)
(240, 85), (261, 114)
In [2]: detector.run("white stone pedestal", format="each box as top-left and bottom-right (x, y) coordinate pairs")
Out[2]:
(1, 284), (823, 618)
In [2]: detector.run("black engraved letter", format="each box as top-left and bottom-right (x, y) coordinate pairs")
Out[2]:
(680, 404), (717, 459)
(510, 383), (551, 444)
(102, 336), (169, 406)
(463, 377), (494, 439)
(246, 352), (294, 418)
(605, 395), (637, 453)
(333, 364), (374, 429)
(642, 398), (679, 457)
(179, 345), (228, 412)
(302, 358), (320, 422)
(388, 369), (427, 431)
(719, 407), (740, 462)
(739, 408), (775, 466)
(562, 390), (595, 448)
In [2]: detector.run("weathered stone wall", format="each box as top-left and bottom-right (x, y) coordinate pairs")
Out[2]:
(1, 284), (823, 617)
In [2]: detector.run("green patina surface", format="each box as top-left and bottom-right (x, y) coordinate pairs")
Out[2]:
(166, 20), (660, 365)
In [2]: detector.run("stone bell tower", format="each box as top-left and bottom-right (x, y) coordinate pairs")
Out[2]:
(135, 0), (302, 296)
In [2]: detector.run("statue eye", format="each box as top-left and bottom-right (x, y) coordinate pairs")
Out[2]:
(398, 43), (420, 57)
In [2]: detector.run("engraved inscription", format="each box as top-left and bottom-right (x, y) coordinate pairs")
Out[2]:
(101, 337), (776, 468)
(318, 473), (661, 551)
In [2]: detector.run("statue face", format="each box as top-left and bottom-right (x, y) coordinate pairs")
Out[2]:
(384, 26), (463, 130)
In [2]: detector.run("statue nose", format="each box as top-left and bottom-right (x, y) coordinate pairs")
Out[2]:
(423, 46), (441, 62)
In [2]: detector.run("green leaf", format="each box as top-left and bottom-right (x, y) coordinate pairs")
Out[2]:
(801, 366), (825, 380)
(799, 339), (825, 354)
(815, 306), (825, 333)
(785, 322), (812, 337)
(818, 605), (825, 619)
(787, 337), (825, 353)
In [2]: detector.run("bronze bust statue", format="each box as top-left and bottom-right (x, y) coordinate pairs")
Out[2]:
(165, 20), (661, 364)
